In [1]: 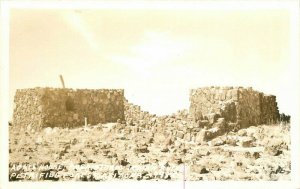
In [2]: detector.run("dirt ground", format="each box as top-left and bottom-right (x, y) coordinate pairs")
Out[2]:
(9, 123), (290, 181)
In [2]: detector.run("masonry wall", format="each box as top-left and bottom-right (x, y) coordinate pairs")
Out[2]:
(189, 87), (239, 123)
(13, 88), (44, 130)
(190, 86), (280, 128)
(13, 88), (125, 129)
(236, 88), (262, 127)
(124, 99), (156, 126)
(260, 94), (280, 124)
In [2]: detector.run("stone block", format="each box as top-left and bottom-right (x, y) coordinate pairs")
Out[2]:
(176, 131), (184, 139)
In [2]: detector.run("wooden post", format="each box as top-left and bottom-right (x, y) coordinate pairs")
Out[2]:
(59, 75), (65, 88)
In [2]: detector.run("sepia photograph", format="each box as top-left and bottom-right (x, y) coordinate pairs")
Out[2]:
(0, 1), (299, 189)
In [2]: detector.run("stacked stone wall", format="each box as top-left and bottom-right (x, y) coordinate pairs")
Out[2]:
(13, 86), (281, 138)
(236, 88), (261, 127)
(13, 88), (44, 130)
(13, 87), (125, 129)
(260, 95), (280, 124)
(189, 87), (239, 123)
(190, 86), (280, 129)
(124, 99), (154, 127)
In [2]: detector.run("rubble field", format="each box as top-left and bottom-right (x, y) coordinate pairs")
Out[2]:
(9, 119), (290, 181)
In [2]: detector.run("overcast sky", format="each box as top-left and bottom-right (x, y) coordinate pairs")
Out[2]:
(9, 8), (292, 117)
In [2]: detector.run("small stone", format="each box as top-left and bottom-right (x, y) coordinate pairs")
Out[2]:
(238, 129), (247, 136)
(191, 165), (209, 174)
(209, 137), (224, 146)
(265, 146), (282, 156)
(161, 147), (169, 153)
(239, 137), (254, 147)
(176, 131), (184, 139)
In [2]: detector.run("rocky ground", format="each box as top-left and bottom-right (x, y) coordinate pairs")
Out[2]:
(9, 120), (290, 181)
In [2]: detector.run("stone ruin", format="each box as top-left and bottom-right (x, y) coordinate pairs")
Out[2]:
(122, 86), (281, 143)
(10, 86), (290, 181)
(13, 87), (125, 130)
(189, 86), (280, 141)
(190, 86), (280, 127)
(12, 86), (281, 141)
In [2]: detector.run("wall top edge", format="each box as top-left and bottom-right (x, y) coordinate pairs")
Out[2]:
(15, 87), (125, 92)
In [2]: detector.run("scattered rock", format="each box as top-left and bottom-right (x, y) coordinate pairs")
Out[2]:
(239, 137), (254, 147)
(265, 146), (282, 156)
(238, 129), (247, 136)
(209, 137), (224, 146)
(191, 165), (210, 174)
